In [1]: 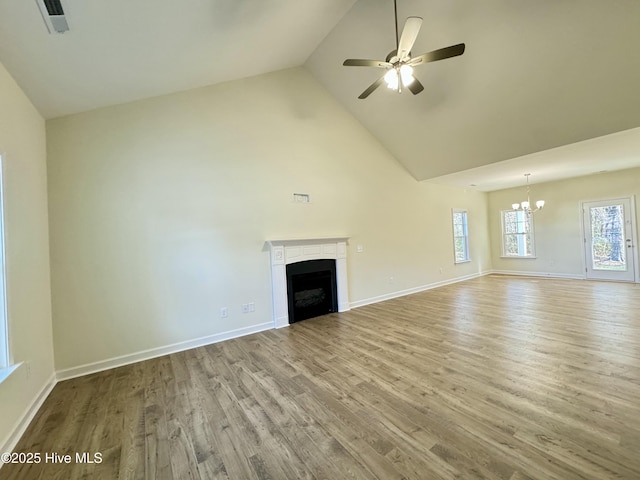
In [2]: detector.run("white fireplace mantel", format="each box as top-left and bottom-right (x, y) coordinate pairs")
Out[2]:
(266, 237), (350, 328)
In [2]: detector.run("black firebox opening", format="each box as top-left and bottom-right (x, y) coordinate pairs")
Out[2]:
(286, 259), (338, 324)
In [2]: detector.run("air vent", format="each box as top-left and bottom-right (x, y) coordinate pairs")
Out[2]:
(36, 0), (69, 34)
(43, 0), (64, 16)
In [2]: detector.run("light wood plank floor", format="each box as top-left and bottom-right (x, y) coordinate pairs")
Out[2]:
(2, 275), (640, 479)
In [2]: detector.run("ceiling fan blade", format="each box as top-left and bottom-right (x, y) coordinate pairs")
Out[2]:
(397, 17), (423, 61)
(358, 75), (386, 99)
(408, 43), (465, 66)
(343, 59), (392, 68)
(406, 77), (424, 95)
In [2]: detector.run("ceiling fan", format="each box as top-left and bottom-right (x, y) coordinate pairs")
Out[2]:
(343, 0), (465, 99)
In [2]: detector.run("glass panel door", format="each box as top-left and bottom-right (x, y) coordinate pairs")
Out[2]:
(583, 198), (636, 282)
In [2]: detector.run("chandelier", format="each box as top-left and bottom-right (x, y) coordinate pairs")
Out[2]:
(512, 174), (545, 213)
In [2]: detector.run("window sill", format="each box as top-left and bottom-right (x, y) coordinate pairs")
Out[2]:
(455, 259), (472, 264)
(0, 363), (20, 385)
(500, 256), (537, 259)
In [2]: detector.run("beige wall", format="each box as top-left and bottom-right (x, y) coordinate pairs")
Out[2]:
(0, 62), (55, 448)
(488, 167), (640, 276)
(47, 67), (491, 371)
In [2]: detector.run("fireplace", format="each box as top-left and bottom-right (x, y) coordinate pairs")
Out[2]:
(286, 259), (338, 323)
(266, 237), (350, 328)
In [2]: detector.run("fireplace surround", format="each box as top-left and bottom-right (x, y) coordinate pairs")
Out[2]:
(267, 237), (350, 328)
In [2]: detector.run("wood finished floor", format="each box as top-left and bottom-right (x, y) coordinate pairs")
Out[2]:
(3, 275), (640, 480)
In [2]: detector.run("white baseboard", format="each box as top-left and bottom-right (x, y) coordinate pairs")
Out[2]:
(0, 373), (56, 468)
(490, 270), (585, 280)
(60, 272), (499, 382)
(350, 271), (491, 309)
(0, 321), (274, 469)
(56, 322), (273, 381)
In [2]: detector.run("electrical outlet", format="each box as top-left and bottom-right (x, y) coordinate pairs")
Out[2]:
(220, 307), (228, 318)
(242, 303), (255, 313)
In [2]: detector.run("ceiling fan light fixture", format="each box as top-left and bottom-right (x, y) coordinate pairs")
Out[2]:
(342, 0), (465, 99)
(400, 64), (414, 86)
(384, 69), (399, 90)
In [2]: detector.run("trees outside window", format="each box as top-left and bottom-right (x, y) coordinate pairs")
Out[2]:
(501, 209), (535, 257)
(452, 209), (470, 263)
(590, 205), (625, 269)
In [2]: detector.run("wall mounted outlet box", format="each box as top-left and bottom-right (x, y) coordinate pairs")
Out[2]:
(293, 193), (310, 203)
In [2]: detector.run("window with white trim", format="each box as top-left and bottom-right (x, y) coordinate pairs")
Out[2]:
(452, 209), (470, 263)
(0, 154), (7, 370)
(501, 209), (535, 257)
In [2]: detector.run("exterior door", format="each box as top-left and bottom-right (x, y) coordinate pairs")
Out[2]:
(582, 198), (637, 282)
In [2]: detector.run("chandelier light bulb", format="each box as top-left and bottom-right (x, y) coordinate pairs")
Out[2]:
(536, 200), (545, 209)
(521, 201), (530, 210)
(512, 203), (520, 210)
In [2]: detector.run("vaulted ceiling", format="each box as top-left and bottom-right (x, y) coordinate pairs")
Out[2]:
(0, 0), (356, 118)
(1, 0), (640, 189)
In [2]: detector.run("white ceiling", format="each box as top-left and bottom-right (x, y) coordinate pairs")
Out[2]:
(1, 0), (640, 189)
(428, 127), (640, 191)
(0, 0), (356, 118)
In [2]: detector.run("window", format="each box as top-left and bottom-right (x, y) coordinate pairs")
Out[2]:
(501, 209), (535, 257)
(452, 209), (470, 263)
(0, 155), (7, 370)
